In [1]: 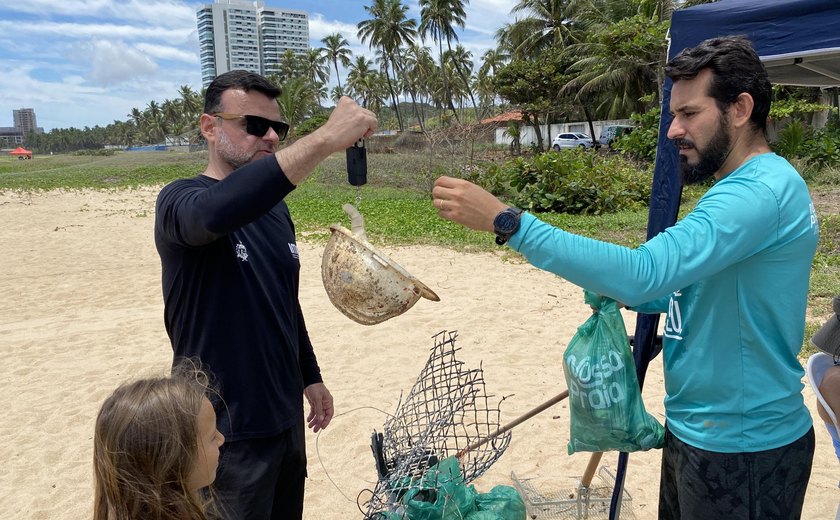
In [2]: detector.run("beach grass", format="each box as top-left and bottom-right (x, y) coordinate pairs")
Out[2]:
(1, 149), (837, 353)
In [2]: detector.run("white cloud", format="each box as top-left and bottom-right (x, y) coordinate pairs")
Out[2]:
(307, 13), (362, 46)
(0, 20), (193, 45)
(1, 0), (197, 28)
(135, 42), (198, 64)
(87, 40), (159, 85)
(466, 0), (517, 35)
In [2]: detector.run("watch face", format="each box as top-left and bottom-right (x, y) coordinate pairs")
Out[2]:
(495, 210), (519, 233)
(494, 211), (519, 233)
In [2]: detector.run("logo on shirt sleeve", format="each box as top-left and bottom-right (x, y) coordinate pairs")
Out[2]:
(288, 243), (299, 259)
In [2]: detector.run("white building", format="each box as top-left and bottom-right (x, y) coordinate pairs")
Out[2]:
(197, 0), (309, 87)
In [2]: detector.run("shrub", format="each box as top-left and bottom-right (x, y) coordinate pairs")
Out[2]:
(478, 148), (651, 215)
(773, 120), (810, 159)
(293, 113), (329, 137)
(614, 106), (660, 161)
(773, 119), (840, 168)
(73, 149), (116, 156)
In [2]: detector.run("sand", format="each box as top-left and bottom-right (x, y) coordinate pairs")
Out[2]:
(0, 187), (836, 519)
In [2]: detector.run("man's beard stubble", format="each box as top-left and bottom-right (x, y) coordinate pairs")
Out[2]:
(677, 113), (732, 186)
(217, 127), (258, 171)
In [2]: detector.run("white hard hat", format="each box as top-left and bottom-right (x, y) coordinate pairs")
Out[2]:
(321, 206), (439, 325)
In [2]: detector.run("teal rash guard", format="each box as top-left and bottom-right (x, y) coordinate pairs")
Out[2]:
(508, 152), (819, 452)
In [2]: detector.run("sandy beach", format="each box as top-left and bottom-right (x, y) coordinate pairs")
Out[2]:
(1, 187), (836, 519)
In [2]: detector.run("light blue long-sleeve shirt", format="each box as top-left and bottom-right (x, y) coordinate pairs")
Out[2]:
(508, 152), (819, 452)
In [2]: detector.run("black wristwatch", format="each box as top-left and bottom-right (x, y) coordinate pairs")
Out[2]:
(493, 207), (523, 245)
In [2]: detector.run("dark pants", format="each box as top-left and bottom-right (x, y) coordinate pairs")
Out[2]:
(211, 420), (307, 520)
(659, 426), (814, 520)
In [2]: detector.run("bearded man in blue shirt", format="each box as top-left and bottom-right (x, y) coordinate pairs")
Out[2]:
(432, 36), (818, 520)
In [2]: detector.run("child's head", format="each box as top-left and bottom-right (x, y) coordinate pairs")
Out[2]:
(93, 360), (224, 520)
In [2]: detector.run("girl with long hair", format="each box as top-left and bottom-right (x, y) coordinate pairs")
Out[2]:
(93, 361), (224, 520)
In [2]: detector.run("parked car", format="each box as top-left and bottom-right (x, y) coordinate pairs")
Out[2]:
(598, 125), (634, 148)
(551, 132), (599, 150)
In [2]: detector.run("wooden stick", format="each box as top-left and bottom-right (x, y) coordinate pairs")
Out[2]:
(456, 390), (569, 459)
(580, 452), (603, 488)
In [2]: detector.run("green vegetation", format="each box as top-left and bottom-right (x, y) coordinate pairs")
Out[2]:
(0, 151), (206, 190)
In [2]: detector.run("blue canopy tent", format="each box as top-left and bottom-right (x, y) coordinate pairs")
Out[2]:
(611, 1), (840, 517)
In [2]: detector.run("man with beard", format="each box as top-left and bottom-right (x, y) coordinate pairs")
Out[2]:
(154, 70), (376, 519)
(431, 36), (818, 519)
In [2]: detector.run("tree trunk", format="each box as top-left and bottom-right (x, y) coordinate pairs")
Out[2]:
(447, 39), (479, 120)
(393, 53), (426, 134)
(438, 40), (460, 124)
(382, 54), (404, 132)
(583, 104), (597, 147)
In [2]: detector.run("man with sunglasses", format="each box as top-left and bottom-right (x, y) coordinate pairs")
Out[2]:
(154, 70), (376, 519)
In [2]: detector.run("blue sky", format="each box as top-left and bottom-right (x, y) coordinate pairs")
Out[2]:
(0, 0), (514, 131)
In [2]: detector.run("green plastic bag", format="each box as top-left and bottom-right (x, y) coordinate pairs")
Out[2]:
(402, 456), (477, 520)
(562, 290), (664, 454)
(396, 457), (526, 520)
(469, 485), (526, 520)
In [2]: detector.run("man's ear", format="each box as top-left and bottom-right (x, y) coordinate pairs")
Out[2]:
(731, 92), (755, 129)
(199, 113), (216, 142)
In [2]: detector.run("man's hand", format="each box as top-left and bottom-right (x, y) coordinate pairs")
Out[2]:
(304, 382), (334, 433)
(431, 176), (508, 232)
(277, 97), (377, 185)
(318, 96), (378, 151)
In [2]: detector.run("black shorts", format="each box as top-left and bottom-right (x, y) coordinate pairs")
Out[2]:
(659, 426), (814, 520)
(210, 420), (307, 520)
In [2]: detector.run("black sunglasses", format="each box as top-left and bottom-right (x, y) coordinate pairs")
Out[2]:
(212, 113), (289, 141)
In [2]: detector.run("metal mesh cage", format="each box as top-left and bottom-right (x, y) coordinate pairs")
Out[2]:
(362, 330), (511, 517)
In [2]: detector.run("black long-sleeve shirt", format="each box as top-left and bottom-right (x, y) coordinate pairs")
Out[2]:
(154, 155), (322, 441)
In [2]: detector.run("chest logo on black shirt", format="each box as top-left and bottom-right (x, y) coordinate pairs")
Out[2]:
(235, 242), (249, 262)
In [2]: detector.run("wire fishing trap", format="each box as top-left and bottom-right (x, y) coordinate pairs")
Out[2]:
(361, 330), (514, 518)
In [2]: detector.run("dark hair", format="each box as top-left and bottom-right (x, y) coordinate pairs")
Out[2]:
(665, 36), (771, 133)
(203, 70), (281, 114)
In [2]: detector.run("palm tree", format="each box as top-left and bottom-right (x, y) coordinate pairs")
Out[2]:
(403, 43), (438, 127)
(346, 55), (375, 104)
(142, 101), (166, 144)
(444, 44), (477, 119)
(276, 49), (302, 83)
(321, 33), (353, 89)
(478, 48), (508, 78)
(301, 48), (330, 88)
(330, 85), (345, 104)
(562, 1), (669, 118)
(274, 76), (321, 137)
(502, 0), (582, 57)
(353, 71), (389, 114)
(178, 85), (203, 143)
(127, 108), (145, 129)
(358, 0), (417, 131)
(419, 0), (471, 122)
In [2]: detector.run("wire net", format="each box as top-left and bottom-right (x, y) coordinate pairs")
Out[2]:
(362, 330), (512, 518)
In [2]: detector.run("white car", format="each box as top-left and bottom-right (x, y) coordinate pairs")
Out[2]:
(551, 132), (599, 150)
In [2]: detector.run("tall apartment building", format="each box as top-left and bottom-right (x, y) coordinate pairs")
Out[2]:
(1, 108), (43, 148)
(14, 108), (38, 136)
(197, 0), (309, 87)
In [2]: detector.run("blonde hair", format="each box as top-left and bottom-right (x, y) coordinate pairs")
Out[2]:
(93, 360), (218, 520)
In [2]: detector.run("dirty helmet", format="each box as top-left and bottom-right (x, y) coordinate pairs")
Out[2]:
(322, 204), (439, 325)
